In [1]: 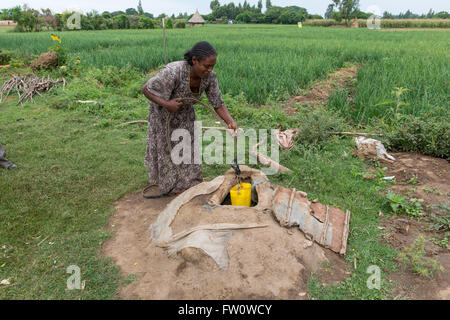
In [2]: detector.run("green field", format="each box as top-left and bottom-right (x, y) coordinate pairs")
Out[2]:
(0, 25), (448, 299)
(1, 25), (448, 126)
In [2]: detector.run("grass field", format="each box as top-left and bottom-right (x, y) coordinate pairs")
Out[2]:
(0, 25), (448, 299)
(1, 25), (448, 114)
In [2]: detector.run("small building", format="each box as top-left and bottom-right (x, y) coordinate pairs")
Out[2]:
(188, 10), (206, 27)
(0, 20), (17, 27)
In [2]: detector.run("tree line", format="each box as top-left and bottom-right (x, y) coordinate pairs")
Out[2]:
(1, 0), (448, 32)
(0, 1), (190, 32)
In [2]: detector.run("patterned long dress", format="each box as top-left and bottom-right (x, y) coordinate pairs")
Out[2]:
(144, 60), (225, 194)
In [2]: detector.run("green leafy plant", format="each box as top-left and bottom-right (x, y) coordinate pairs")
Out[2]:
(385, 190), (424, 220)
(398, 235), (444, 278)
(406, 175), (419, 185)
(429, 234), (449, 249)
(48, 34), (67, 66)
(376, 87), (410, 126)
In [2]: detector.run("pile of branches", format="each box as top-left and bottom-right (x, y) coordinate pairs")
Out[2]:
(0, 74), (66, 105)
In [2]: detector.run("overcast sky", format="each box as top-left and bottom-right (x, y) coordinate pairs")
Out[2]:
(1, 0), (448, 16)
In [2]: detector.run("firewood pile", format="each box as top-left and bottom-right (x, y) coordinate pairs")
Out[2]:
(0, 74), (66, 105)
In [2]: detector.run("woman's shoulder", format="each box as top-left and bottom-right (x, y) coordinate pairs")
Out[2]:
(165, 60), (188, 71)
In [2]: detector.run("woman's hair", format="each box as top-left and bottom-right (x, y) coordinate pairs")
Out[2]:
(184, 41), (217, 66)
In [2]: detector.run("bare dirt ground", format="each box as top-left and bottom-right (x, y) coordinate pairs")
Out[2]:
(102, 189), (350, 300)
(284, 65), (357, 115)
(379, 152), (450, 299)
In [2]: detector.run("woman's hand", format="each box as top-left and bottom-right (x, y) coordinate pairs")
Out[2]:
(227, 120), (238, 131)
(227, 120), (239, 137)
(165, 98), (183, 113)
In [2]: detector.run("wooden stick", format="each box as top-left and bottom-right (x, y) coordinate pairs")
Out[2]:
(117, 120), (148, 127)
(249, 139), (293, 174)
(249, 150), (293, 174)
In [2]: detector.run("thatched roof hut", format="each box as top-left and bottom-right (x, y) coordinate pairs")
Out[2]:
(188, 10), (206, 27)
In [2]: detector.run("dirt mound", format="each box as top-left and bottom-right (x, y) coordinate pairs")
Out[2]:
(30, 50), (58, 71)
(102, 187), (350, 299)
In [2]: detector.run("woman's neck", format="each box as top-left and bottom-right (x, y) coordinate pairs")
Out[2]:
(189, 67), (201, 81)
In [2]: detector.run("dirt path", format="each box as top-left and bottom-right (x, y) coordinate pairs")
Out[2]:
(102, 190), (350, 300)
(380, 152), (449, 299)
(284, 65), (357, 115)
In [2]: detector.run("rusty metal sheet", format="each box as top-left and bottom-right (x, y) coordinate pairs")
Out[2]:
(272, 186), (351, 255)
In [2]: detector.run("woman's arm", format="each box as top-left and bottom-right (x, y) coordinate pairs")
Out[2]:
(142, 85), (182, 113)
(215, 105), (238, 131)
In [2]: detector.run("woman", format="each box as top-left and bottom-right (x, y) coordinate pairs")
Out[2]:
(142, 41), (238, 198)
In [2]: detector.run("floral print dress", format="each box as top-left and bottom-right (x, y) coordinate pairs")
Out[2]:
(144, 60), (225, 194)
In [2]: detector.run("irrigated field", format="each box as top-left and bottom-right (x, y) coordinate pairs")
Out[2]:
(1, 25), (448, 117)
(0, 25), (448, 300)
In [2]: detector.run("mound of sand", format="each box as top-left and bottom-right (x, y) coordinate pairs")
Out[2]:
(103, 168), (350, 299)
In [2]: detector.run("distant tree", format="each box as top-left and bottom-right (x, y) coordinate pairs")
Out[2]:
(39, 8), (53, 30)
(341, 0), (360, 25)
(113, 14), (129, 28)
(265, 0), (272, 11)
(210, 0), (220, 11)
(434, 11), (449, 19)
(426, 9), (435, 19)
(236, 11), (251, 23)
(328, 0), (359, 25)
(102, 11), (112, 19)
(13, 5), (42, 32)
(279, 9), (298, 24)
(166, 18), (173, 28)
(138, 16), (154, 28)
(111, 11), (125, 17)
(331, 10), (343, 22)
(309, 14), (323, 19)
(144, 12), (154, 18)
(355, 10), (370, 19)
(0, 8), (12, 20)
(383, 11), (393, 19)
(137, 0), (144, 15)
(325, 4), (334, 19)
(257, 0), (263, 13)
(125, 8), (138, 16)
(264, 6), (281, 23)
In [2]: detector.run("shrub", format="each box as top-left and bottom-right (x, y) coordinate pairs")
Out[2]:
(166, 18), (173, 29)
(0, 50), (12, 64)
(381, 115), (450, 159)
(174, 21), (186, 28)
(294, 107), (347, 147)
(89, 65), (141, 87)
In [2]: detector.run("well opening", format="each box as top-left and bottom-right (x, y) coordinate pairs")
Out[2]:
(220, 177), (258, 207)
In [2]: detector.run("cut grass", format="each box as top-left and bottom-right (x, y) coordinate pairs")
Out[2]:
(0, 99), (148, 299)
